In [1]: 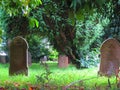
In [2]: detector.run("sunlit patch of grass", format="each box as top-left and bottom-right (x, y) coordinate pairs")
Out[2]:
(0, 62), (117, 89)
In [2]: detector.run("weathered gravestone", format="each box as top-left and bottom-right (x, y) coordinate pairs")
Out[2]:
(58, 55), (68, 68)
(40, 55), (48, 64)
(9, 36), (28, 76)
(98, 38), (120, 77)
(0, 52), (7, 64)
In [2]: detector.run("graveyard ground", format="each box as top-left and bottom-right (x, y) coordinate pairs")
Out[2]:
(0, 61), (118, 89)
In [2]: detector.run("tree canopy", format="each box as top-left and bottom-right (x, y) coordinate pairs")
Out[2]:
(0, 0), (42, 16)
(0, 0), (119, 68)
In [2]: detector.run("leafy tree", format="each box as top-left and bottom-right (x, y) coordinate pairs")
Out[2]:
(0, 0), (116, 68)
(0, 0), (42, 16)
(32, 0), (111, 68)
(0, 0), (42, 42)
(0, 0), (42, 61)
(103, 0), (120, 41)
(26, 35), (50, 62)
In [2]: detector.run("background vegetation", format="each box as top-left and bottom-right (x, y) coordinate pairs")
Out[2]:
(0, 0), (119, 68)
(0, 0), (120, 89)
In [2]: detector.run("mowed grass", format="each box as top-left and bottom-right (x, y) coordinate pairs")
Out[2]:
(0, 62), (117, 89)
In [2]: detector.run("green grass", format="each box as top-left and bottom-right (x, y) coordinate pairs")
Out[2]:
(0, 62), (117, 89)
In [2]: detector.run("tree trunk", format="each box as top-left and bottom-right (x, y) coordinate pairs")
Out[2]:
(43, 14), (81, 68)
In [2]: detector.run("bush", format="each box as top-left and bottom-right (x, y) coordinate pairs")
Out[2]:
(27, 35), (51, 62)
(49, 48), (58, 61)
(74, 8), (109, 68)
(80, 48), (100, 68)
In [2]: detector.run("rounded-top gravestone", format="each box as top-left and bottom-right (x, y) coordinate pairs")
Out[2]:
(9, 36), (28, 76)
(98, 38), (120, 77)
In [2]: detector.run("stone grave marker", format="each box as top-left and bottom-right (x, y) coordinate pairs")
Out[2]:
(58, 55), (68, 68)
(0, 56), (6, 64)
(0, 52), (7, 64)
(9, 36), (28, 76)
(98, 38), (120, 77)
(40, 55), (48, 64)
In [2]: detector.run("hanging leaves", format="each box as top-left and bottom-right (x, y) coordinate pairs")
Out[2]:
(0, 0), (42, 16)
(29, 17), (39, 28)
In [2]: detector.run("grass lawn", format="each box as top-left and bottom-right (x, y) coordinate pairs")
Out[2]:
(0, 61), (117, 89)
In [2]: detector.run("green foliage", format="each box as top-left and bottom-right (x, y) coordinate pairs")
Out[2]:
(102, 1), (120, 41)
(29, 17), (39, 28)
(0, 0), (115, 68)
(74, 9), (110, 67)
(0, 0), (42, 16)
(0, 63), (117, 89)
(27, 0), (112, 68)
(36, 63), (52, 87)
(0, 10), (5, 44)
(27, 35), (50, 62)
(27, 35), (41, 62)
(80, 48), (100, 68)
(0, 8), (50, 62)
(0, 28), (3, 43)
(49, 49), (58, 61)
(69, 0), (109, 11)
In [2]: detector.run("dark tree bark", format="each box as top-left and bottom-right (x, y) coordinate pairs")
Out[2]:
(42, 1), (81, 68)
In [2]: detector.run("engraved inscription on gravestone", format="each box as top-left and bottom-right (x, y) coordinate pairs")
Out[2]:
(9, 36), (28, 76)
(98, 38), (120, 77)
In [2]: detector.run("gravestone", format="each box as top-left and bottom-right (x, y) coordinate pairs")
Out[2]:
(40, 55), (48, 64)
(0, 52), (7, 64)
(58, 55), (68, 68)
(9, 36), (28, 76)
(0, 56), (6, 64)
(98, 38), (120, 77)
(28, 52), (32, 66)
